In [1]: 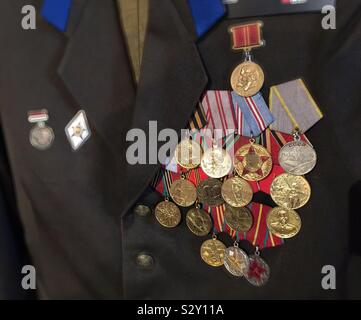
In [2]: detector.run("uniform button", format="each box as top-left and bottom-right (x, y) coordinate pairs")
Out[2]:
(134, 204), (151, 217)
(136, 253), (154, 268)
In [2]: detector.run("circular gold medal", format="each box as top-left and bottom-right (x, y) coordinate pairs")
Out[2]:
(224, 246), (250, 277)
(155, 200), (181, 228)
(266, 206), (301, 239)
(169, 178), (197, 207)
(270, 173), (311, 209)
(221, 176), (253, 207)
(201, 147), (232, 179)
(224, 205), (253, 232)
(200, 238), (226, 267)
(234, 143), (272, 181)
(230, 61), (264, 97)
(196, 178), (224, 207)
(175, 139), (203, 169)
(186, 207), (212, 237)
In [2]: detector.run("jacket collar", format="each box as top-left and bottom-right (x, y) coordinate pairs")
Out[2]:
(51, 0), (208, 216)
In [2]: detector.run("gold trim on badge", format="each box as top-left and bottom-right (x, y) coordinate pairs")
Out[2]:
(155, 200), (181, 228)
(201, 147), (232, 179)
(266, 206), (301, 239)
(234, 142), (272, 181)
(270, 173), (311, 210)
(186, 207), (212, 237)
(169, 178), (197, 207)
(200, 238), (226, 267)
(175, 139), (203, 170)
(224, 205), (253, 232)
(231, 61), (264, 97)
(196, 178), (224, 207)
(221, 177), (253, 207)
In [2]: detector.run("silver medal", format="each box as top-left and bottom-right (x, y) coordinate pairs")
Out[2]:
(28, 110), (54, 151)
(29, 123), (54, 150)
(279, 140), (317, 175)
(224, 244), (249, 277)
(244, 254), (270, 287)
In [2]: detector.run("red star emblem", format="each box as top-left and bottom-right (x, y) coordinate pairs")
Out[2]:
(236, 145), (270, 177)
(248, 259), (267, 281)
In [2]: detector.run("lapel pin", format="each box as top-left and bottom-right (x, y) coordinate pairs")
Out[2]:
(28, 109), (54, 150)
(65, 110), (91, 151)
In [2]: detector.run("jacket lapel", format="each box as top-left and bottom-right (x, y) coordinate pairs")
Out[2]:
(57, 0), (136, 155)
(47, 0), (208, 216)
(122, 0), (208, 215)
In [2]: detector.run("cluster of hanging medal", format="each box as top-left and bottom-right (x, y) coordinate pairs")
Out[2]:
(151, 21), (323, 287)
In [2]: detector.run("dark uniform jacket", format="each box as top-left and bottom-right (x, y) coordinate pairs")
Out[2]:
(0, 0), (360, 299)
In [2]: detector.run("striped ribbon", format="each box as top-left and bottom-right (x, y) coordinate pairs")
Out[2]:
(229, 21), (264, 51)
(201, 91), (238, 138)
(269, 79), (323, 134)
(187, 103), (208, 131)
(232, 92), (274, 137)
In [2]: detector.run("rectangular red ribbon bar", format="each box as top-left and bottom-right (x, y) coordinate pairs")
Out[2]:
(27, 109), (49, 123)
(229, 21), (264, 50)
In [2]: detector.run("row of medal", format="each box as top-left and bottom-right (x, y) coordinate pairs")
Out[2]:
(154, 133), (317, 286)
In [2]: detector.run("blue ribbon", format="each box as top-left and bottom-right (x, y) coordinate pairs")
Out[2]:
(41, 0), (73, 32)
(188, 0), (225, 37)
(232, 92), (275, 137)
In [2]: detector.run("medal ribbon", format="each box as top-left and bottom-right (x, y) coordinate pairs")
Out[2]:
(269, 79), (323, 134)
(41, 0), (73, 32)
(188, 0), (225, 37)
(201, 91), (238, 138)
(232, 92), (274, 137)
(230, 22), (264, 50)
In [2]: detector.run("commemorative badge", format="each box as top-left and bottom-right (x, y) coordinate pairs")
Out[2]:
(200, 235), (226, 267)
(230, 21), (265, 97)
(278, 130), (317, 175)
(196, 178), (224, 207)
(245, 247), (270, 287)
(224, 242), (250, 277)
(234, 139), (273, 181)
(175, 138), (203, 170)
(200, 141), (232, 179)
(221, 176), (253, 208)
(266, 206), (302, 239)
(186, 205), (212, 237)
(169, 173), (197, 207)
(270, 173), (311, 210)
(224, 205), (253, 232)
(28, 109), (54, 150)
(65, 110), (91, 151)
(155, 198), (181, 228)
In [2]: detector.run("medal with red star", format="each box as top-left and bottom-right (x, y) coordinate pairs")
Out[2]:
(234, 141), (273, 181)
(245, 254), (270, 286)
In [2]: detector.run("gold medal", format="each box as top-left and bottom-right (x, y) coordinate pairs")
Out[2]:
(175, 139), (203, 170)
(155, 199), (181, 228)
(266, 206), (301, 239)
(200, 145), (232, 179)
(231, 61), (264, 97)
(196, 178), (224, 207)
(221, 176), (253, 207)
(234, 141), (272, 181)
(270, 173), (311, 209)
(186, 207), (212, 237)
(200, 237), (226, 267)
(169, 176), (197, 207)
(224, 205), (253, 232)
